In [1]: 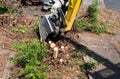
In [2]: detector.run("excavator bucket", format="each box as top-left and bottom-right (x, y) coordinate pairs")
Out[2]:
(39, 15), (59, 42)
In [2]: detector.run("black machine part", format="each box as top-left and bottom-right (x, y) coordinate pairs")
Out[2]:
(39, 8), (66, 42)
(39, 14), (59, 42)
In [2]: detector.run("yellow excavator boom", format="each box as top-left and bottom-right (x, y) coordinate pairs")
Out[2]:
(65, 0), (82, 31)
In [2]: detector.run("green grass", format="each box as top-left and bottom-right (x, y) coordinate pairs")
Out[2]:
(0, 1), (9, 14)
(75, 19), (89, 31)
(75, 19), (107, 34)
(18, 10), (24, 16)
(12, 39), (49, 79)
(106, 27), (119, 35)
(94, 24), (106, 34)
(88, 0), (107, 34)
(80, 61), (100, 72)
(88, 0), (99, 25)
(78, 74), (84, 79)
(71, 51), (83, 58)
(12, 25), (27, 34)
(29, 16), (40, 31)
(75, 0), (107, 34)
(0, 1), (17, 14)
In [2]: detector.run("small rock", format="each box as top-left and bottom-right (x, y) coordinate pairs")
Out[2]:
(60, 59), (64, 63)
(66, 54), (70, 59)
(53, 47), (58, 52)
(61, 46), (65, 52)
(50, 43), (56, 48)
(61, 46), (64, 49)
(48, 41), (52, 44)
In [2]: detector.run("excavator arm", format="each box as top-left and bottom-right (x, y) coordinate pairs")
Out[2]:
(39, 0), (82, 41)
(65, 0), (82, 31)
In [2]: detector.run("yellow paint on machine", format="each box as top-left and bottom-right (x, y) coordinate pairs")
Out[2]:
(65, 0), (82, 31)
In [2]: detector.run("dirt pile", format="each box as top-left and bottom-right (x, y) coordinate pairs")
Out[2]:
(43, 31), (87, 79)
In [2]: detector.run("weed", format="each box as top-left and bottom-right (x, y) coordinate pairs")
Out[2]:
(75, 19), (93, 32)
(78, 74), (84, 79)
(75, 19), (107, 34)
(75, 19), (88, 31)
(71, 51), (83, 65)
(87, 0), (107, 34)
(18, 10), (24, 16)
(94, 24), (106, 34)
(12, 25), (27, 34)
(12, 39), (48, 64)
(88, 0), (99, 25)
(12, 39), (48, 79)
(20, 64), (48, 79)
(71, 51), (83, 58)
(80, 61), (100, 72)
(30, 16), (40, 31)
(8, 7), (18, 14)
(0, 1), (9, 14)
(106, 27), (118, 35)
(8, 73), (13, 79)
(57, 73), (62, 79)
(76, 0), (107, 34)
(0, 1), (17, 14)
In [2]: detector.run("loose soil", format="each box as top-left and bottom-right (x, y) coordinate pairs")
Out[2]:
(0, 1), (120, 79)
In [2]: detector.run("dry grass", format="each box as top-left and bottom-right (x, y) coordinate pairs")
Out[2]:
(98, 8), (120, 33)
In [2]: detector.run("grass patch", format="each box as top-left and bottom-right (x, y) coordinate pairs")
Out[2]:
(78, 74), (84, 79)
(0, 1), (17, 14)
(12, 25), (27, 34)
(75, 19), (90, 31)
(12, 39), (49, 79)
(106, 27), (119, 35)
(29, 16), (40, 31)
(70, 51), (88, 79)
(0, 1), (9, 14)
(71, 51), (83, 58)
(76, 0), (107, 34)
(80, 61), (100, 72)
(18, 10), (24, 16)
(88, 0), (99, 25)
(93, 22), (107, 34)
(75, 19), (107, 34)
(71, 50), (90, 65)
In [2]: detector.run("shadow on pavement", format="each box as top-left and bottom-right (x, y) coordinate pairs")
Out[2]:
(62, 36), (120, 79)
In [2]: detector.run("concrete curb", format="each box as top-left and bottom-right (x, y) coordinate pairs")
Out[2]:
(2, 52), (15, 79)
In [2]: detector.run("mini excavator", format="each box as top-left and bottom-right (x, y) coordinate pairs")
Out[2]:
(40, 0), (82, 41)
